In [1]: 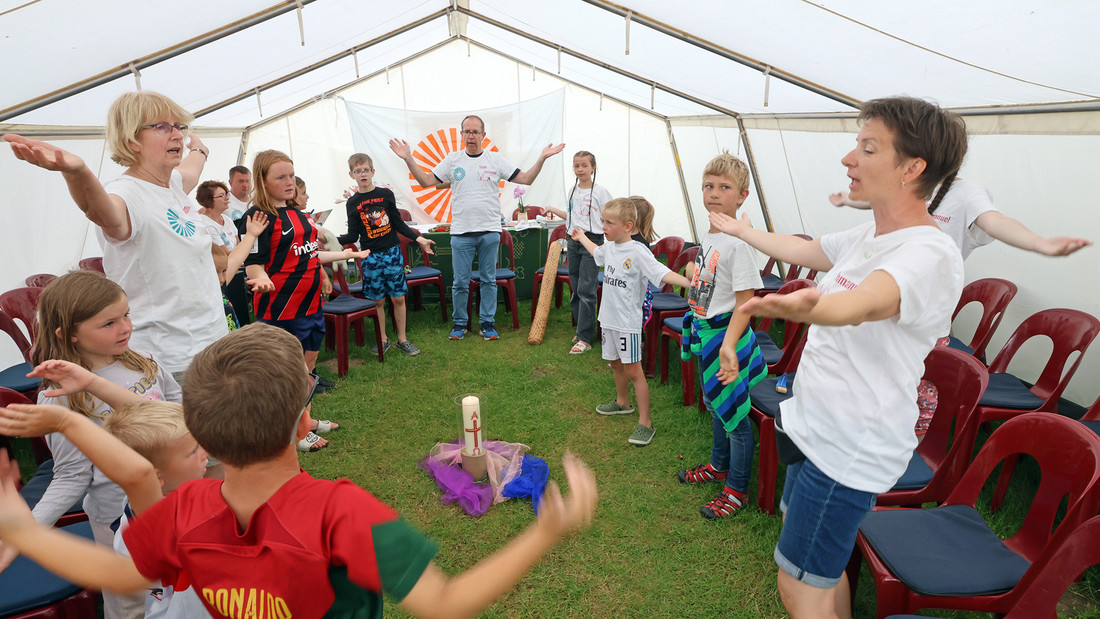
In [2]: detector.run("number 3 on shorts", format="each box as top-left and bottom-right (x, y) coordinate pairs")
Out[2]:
(619, 336), (628, 352)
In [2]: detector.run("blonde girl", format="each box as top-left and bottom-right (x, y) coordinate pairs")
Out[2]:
(546, 151), (613, 353)
(0, 270), (180, 618)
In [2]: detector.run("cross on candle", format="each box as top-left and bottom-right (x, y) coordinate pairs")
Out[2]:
(460, 394), (484, 457)
(464, 412), (483, 455)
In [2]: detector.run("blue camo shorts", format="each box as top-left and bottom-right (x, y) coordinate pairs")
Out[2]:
(360, 245), (408, 300)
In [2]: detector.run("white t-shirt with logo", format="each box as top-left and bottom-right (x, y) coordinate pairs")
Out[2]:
(779, 221), (963, 493)
(593, 240), (672, 333)
(100, 170), (229, 373)
(688, 232), (762, 319)
(199, 213), (240, 251)
(928, 178), (997, 259)
(226, 192), (249, 223)
(566, 183), (613, 234)
(432, 150), (518, 235)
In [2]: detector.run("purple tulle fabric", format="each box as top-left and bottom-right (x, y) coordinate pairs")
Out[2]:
(418, 439), (531, 517)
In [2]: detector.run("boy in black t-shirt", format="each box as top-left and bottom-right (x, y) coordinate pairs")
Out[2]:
(338, 153), (436, 356)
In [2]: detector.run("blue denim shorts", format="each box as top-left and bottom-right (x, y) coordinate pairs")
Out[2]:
(261, 311), (325, 352)
(360, 245), (407, 300)
(775, 458), (877, 588)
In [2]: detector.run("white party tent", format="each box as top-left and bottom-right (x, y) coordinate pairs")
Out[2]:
(2, 0), (1100, 404)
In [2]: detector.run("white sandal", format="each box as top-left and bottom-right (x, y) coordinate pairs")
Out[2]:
(296, 431), (327, 452)
(570, 341), (592, 354)
(313, 419), (339, 434)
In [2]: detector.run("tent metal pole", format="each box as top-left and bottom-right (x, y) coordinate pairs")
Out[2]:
(193, 10), (449, 121)
(579, 0), (860, 110)
(737, 116), (789, 278)
(455, 6), (743, 119)
(0, 0), (325, 122)
(665, 120), (697, 243)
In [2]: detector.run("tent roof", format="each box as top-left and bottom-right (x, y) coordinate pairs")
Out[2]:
(4, 0), (1099, 129)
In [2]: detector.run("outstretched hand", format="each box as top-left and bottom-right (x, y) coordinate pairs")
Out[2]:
(0, 403), (72, 439)
(244, 211), (269, 237)
(345, 249), (370, 260)
(828, 191), (848, 207)
(738, 287), (823, 324)
(570, 228), (585, 242)
(417, 236), (436, 256)
(541, 143), (566, 160)
(389, 139), (412, 160)
(4, 134), (86, 174)
(716, 344), (741, 386)
(1034, 236), (1091, 256)
(708, 211), (754, 238)
(247, 276), (275, 294)
(0, 452), (35, 540)
(536, 453), (597, 539)
(28, 359), (96, 398)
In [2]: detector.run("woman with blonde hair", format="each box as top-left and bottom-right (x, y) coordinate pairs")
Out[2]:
(4, 91), (226, 376)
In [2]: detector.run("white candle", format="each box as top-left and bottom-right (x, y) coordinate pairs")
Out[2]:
(461, 395), (484, 456)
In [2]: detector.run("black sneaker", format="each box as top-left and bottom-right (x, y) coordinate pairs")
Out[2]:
(317, 376), (336, 389)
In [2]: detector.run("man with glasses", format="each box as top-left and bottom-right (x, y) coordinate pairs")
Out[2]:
(390, 115), (564, 341)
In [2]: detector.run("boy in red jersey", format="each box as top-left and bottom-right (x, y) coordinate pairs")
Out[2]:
(0, 323), (598, 619)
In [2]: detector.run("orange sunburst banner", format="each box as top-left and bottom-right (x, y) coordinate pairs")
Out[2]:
(345, 92), (565, 225)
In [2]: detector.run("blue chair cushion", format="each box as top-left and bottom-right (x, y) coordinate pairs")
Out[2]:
(760, 273), (783, 291)
(945, 336), (976, 357)
(0, 362), (40, 392)
(749, 373), (796, 418)
(535, 265), (570, 277)
(662, 315), (685, 332)
(17, 459), (87, 517)
(859, 504), (1031, 597)
(979, 373), (1045, 410)
(755, 330), (781, 366)
(0, 520), (94, 615)
(650, 292), (688, 312)
(322, 296), (376, 315)
(407, 266), (441, 280)
(470, 268), (515, 282)
(890, 452), (935, 491)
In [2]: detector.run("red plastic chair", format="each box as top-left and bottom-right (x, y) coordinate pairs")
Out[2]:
(397, 208), (413, 222)
(0, 309), (40, 397)
(658, 311), (703, 410)
(752, 278), (816, 376)
(397, 234), (448, 323)
(511, 206), (545, 220)
(946, 277), (1017, 362)
(0, 387), (88, 527)
(875, 348), (989, 507)
(77, 257), (104, 274)
(651, 236), (685, 268)
(530, 225), (571, 320)
(23, 274), (56, 288)
(974, 308), (1100, 509)
(468, 230), (520, 331)
(888, 515), (1100, 619)
(0, 287), (43, 346)
(322, 270), (384, 377)
(848, 413), (1100, 618)
(745, 337), (809, 514)
(644, 246), (698, 378)
(755, 234), (818, 296)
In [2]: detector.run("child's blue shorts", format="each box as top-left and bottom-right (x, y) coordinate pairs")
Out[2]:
(261, 311), (325, 352)
(775, 458), (877, 588)
(360, 245), (407, 301)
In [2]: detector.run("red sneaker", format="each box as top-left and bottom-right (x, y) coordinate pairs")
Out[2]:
(700, 487), (747, 520)
(677, 462), (728, 484)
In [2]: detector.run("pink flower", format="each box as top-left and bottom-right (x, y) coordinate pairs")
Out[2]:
(513, 187), (526, 199)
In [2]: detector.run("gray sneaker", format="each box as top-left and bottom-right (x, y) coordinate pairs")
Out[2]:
(628, 424), (656, 446)
(395, 340), (420, 356)
(370, 340), (392, 355)
(595, 400), (635, 415)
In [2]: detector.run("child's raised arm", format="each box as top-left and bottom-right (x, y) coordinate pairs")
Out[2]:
(317, 247), (370, 265)
(570, 228), (598, 255)
(29, 360), (144, 410)
(398, 454), (597, 619)
(0, 403), (161, 514)
(661, 271), (692, 292)
(0, 453), (153, 593)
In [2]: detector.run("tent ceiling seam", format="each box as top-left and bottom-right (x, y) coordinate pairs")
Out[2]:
(0, 0), (324, 122)
(0, 0), (41, 18)
(798, 0), (1098, 100)
(456, 6), (742, 119)
(578, 0), (860, 109)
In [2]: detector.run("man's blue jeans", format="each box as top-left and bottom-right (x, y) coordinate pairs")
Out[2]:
(451, 232), (499, 328)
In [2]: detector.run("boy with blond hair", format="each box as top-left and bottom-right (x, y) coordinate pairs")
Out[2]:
(573, 198), (691, 447)
(676, 152), (767, 519)
(0, 323), (597, 619)
(338, 153), (436, 356)
(0, 364), (211, 617)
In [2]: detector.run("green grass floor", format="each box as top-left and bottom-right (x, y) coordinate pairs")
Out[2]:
(9, 296), (1098, 617)
(301, 299), (1098, 618)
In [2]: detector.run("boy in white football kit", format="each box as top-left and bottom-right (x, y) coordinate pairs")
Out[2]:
(573, 198), (690, 446)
